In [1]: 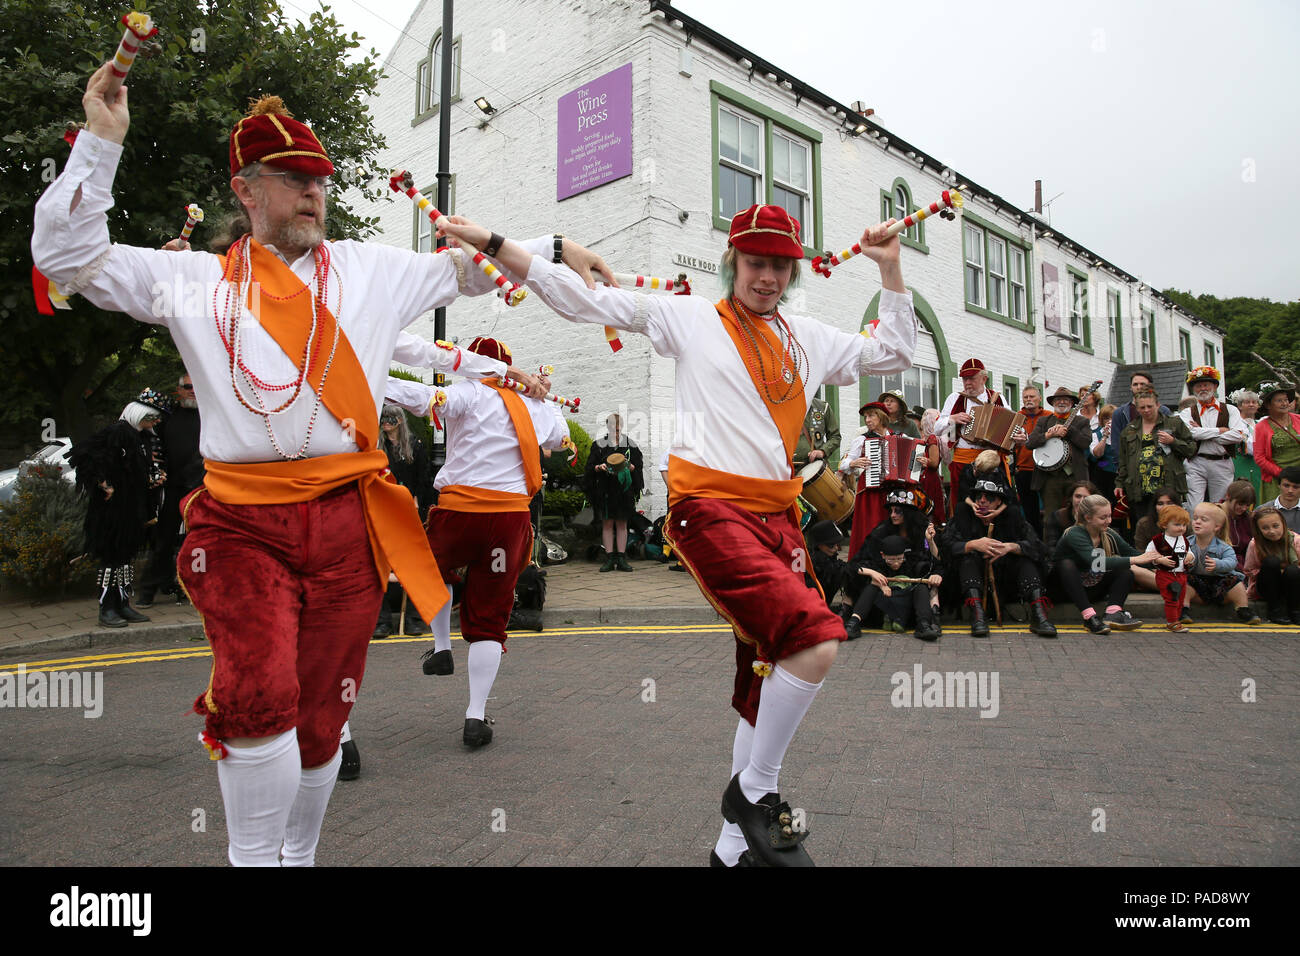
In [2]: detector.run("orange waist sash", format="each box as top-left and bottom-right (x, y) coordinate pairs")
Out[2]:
(667, 454), (802, 514)
(203, 451), (448, 620)
(436, 484), (531, 513)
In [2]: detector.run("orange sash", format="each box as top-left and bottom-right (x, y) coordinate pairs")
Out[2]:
(206, 240), (448, 621)
(665, 301), (807, 512)
(436, 381), (543, 513)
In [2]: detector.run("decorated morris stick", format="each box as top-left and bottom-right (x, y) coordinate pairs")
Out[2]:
(601, 272), (693, 295)
(179, 203), (204, 243)
(498, 376), (580, 412)
(811, 189), (964, 278)
(539, 365), (555, 377)
(103, 12), (158, 100)
(594, 272), (692, 352)
(388, 170), (527, 306)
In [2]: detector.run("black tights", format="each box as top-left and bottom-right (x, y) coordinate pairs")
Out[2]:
(1054, 558), (1132, 614)
(1254, 557), (1300, 607)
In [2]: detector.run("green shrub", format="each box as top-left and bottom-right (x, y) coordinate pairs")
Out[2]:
(544, 489), (586, 520)
(0, 465), (92, 594)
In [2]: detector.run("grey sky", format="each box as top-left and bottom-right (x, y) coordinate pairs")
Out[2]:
(287, 0), (1299, 303)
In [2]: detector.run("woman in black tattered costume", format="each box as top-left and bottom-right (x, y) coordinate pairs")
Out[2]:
(585, 413), (644, 572)
(69, 401), (162, 627)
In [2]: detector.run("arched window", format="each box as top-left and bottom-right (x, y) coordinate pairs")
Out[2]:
(415, 30), (461, 123)
(879, 178), (927, 253)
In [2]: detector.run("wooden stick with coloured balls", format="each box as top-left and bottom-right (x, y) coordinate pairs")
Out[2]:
(811, 190), (963, 278)
(179, 203), (204, 243)
(388, 170), (527, 306)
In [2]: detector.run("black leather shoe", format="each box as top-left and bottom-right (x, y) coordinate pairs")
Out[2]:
(463, 716), (494, 748)
(1234, 606), (1261, 625)
(338, 740), (360, 781)
(1267, 602), (1289, 625)
(914, 618), (941, 642)
(1084, 615), (1111, 635)
(373, 615), (392, 639)
(1028, 595), (1057, 638)
(708, 848), (754, 867)
(421, 648), (454, 675)
(965, 593), (989, 637)
(844, 617), (863, 640)
(1103, 610), (1143, 631)
(134, 590), (155, 609)
(720, 774), (814, 867)
(98, 605), (128, 628)
(404, 615), (426, 636)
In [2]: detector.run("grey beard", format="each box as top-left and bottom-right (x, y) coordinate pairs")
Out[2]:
(269, 214), (326, 253)
(179, 397), (199, 409)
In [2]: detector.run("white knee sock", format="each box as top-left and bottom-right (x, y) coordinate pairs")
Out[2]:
(214, 728), (300, 867)
(281, 745), (342, 867)
(715, 717), (756, 866)
(433, 599), (452, 653)
(738, 665), (822, 803)
(466, 641), (503, 720)
(339, 720), (352, 745)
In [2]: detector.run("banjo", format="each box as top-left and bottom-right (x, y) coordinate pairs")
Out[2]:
(1032, 380), (1104, 471)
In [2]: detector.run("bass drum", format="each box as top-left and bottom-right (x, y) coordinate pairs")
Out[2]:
(799, 460), (855, 525)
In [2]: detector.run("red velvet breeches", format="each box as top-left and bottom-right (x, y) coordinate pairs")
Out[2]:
(664, 497), (844, 726)
(424, 507), (533, 645)
(178, 485), (383, 767)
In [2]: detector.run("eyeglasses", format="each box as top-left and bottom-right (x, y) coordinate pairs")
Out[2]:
(179, 384), (194, 391)
(256, 170), (331, 192)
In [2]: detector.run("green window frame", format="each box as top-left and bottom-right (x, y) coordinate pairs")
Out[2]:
(1140, 307), (1156, 362)
(412, 176), (456, 251)
(1178, 329), (1192, 370)
(1066, 267), (1092, 353)
(413, 30), (462, 126)
(1107, 287), (1124, 362)
(1001, 375), (1020, 411)
(879, 178), (928, 254)
(960, 210), (1033, 331)
(710, 81), (823, 256)
(1203, 341), (1217, 368)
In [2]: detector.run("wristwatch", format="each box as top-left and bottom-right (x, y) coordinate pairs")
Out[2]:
(553, 234), (565, 264)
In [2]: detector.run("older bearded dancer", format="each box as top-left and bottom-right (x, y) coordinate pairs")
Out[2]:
(31, 63), (582, 866)
(437, 203), (916, 866)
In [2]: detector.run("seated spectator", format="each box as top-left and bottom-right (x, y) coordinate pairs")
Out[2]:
(1222, 478), (1256, 566)
(957, 449), (1015, 508)
(1186, 502), (1260, 625)
(1262, 464), (1300, 534)
(939, 472), (1055, 638)
(1044, 479), (1100, 555)
(807, 520), (851, 613)
(1052, 494), (1158, 633)
(1242, 505), (1300, 625)
(844, 534), (943, 642)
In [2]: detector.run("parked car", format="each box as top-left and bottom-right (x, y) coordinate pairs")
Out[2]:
(0, 438), (76, 503)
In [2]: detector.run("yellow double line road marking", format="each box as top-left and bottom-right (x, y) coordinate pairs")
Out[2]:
(6, 622), (1284, 673)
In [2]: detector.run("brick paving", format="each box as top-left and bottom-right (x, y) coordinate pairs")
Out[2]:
(1, 621), (1296, 866)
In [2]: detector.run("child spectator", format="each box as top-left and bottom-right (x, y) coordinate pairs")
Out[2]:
(1146, 504), (1196, 631)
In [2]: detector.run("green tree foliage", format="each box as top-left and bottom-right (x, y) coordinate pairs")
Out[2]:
(0, 464), (91, 594)
(1163, 289), (1300, 389)
(0, 0), (388, 451)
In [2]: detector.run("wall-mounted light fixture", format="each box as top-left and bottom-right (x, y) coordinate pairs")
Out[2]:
(474, 97), (496, 115)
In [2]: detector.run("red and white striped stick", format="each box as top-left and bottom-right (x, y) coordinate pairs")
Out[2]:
(103, 12), (157, 100)
(601, 272), (692, 295)
(593, 272), (692, 352)
(389, 170), (527, 306)
(811, 189), (964, 278)
(499, 376), (580, 412)
(179, 203), (204, 243)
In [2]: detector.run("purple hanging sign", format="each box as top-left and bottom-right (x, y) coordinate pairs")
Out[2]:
(557, 62), (633, 201)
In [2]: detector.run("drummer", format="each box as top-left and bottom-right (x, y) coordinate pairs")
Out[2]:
(933, 358), (1011, 516)
(841, 401), (893, 557)
(793, 393), (840, 470)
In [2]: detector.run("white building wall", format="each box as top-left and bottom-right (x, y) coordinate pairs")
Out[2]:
(350, 0), (1225, 514)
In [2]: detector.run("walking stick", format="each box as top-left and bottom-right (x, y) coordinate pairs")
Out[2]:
(984, 555), (1002, 624)
(398, 591), (408, 638)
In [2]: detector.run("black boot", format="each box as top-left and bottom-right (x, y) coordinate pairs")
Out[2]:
(97, 584), (127, 629)
(373, 604), (393, 639)
(964, 590), (989, 638)
(116, 586), (151, 624)
(1027, 591), (1057, 638)
(844, 615), (863, 641)
(1267, 601), (1289, 625)
(404, 612), (426, 636)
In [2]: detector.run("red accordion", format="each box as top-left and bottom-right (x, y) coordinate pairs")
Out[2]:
(861, 435), (925, 488)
